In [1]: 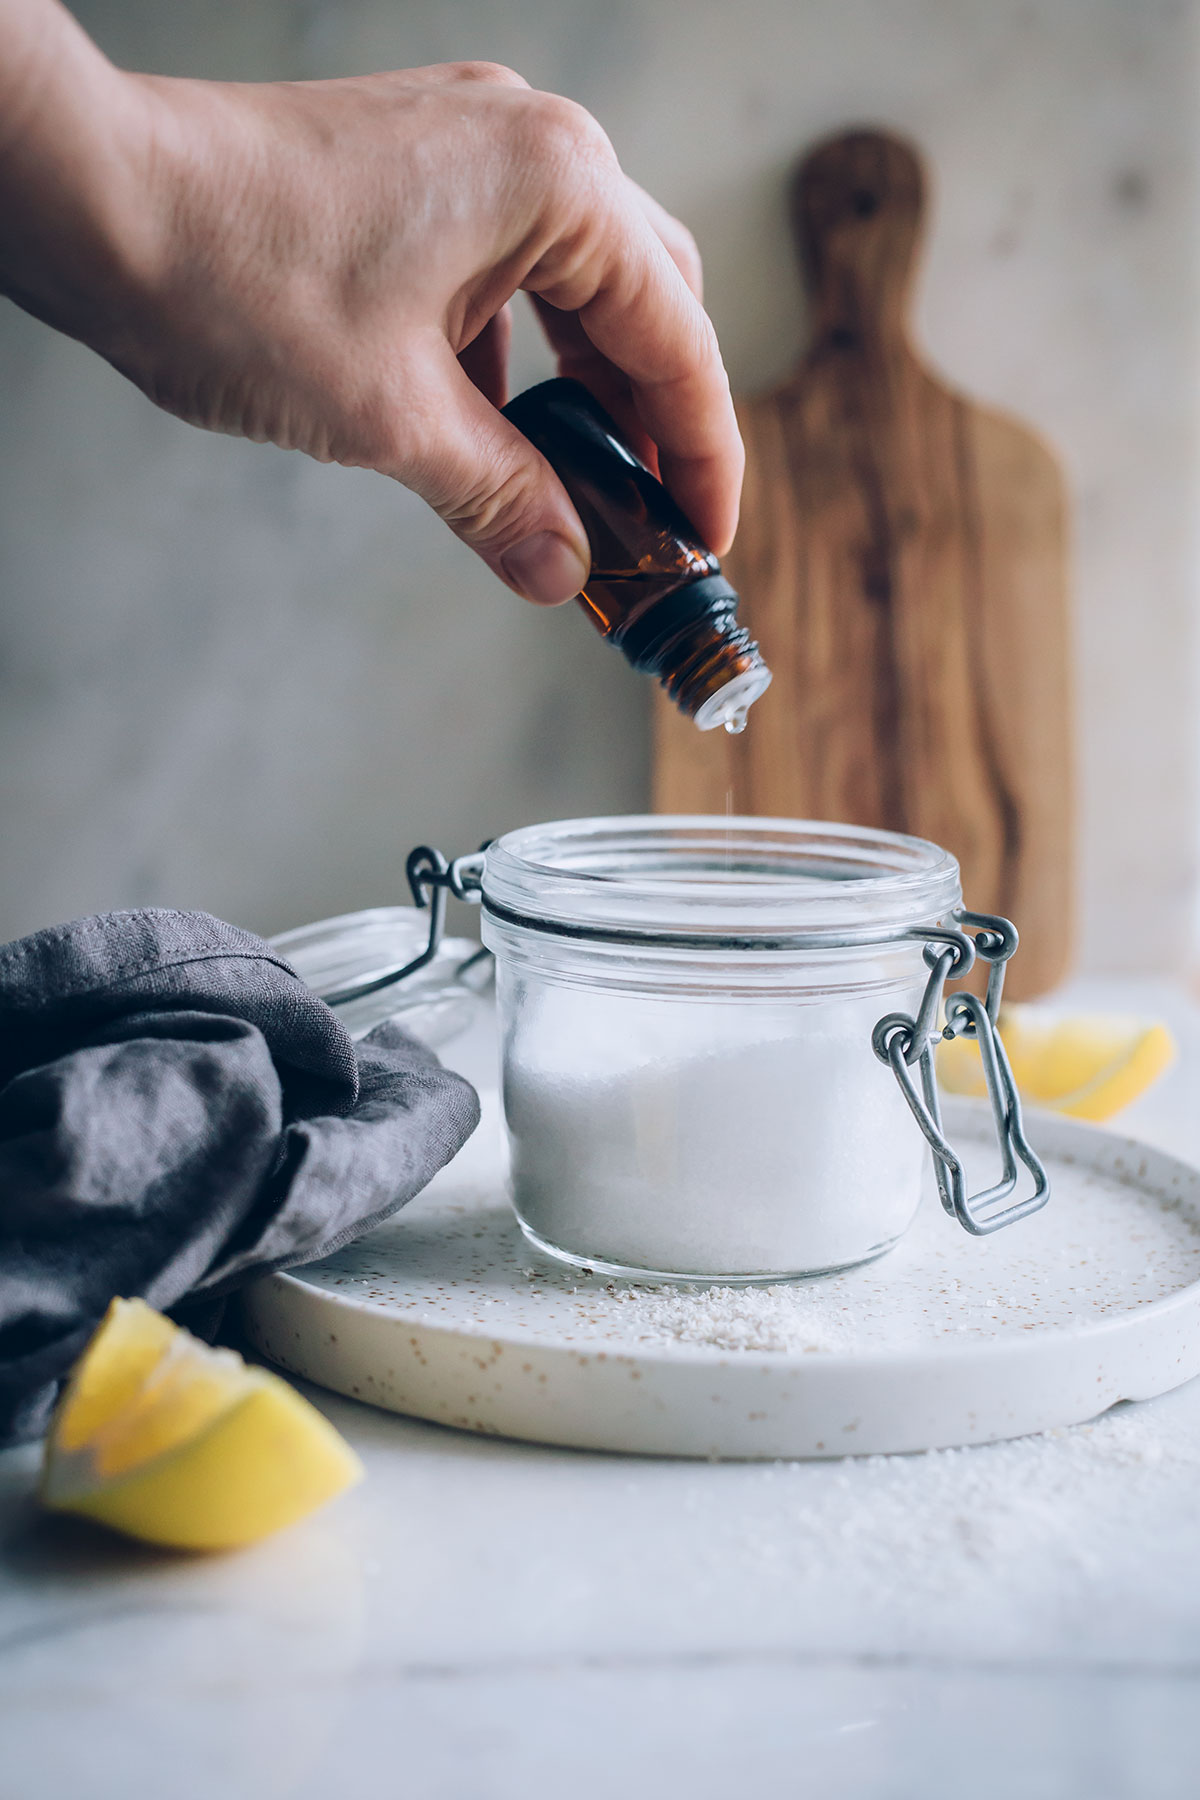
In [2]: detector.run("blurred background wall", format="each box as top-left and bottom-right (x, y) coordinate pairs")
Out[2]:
(1, 0), (1197, 973)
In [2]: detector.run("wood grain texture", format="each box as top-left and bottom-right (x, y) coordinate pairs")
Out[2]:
(654, 129), (1073, 998)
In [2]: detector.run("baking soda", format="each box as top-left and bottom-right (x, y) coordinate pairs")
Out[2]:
(504, 988), (926, 1278)
(603, 1281), (855, 1352)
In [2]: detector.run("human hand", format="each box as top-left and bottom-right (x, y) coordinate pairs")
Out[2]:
(0, 8), (743, 604)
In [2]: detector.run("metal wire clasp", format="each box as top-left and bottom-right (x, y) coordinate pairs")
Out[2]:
(320, 844), (487, 1008)
(871, 909), (1050, 1236)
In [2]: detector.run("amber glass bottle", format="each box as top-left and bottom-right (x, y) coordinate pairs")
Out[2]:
(502, 379), (771, 731)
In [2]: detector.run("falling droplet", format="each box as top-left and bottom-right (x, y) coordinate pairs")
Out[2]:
(724, 708), (748, 736)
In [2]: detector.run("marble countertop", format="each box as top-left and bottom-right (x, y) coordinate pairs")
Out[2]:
(4, 976), (1200, 1800)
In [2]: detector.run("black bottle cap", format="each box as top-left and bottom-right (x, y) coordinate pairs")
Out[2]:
(502, 377), (612, 443)
(614, 573), (739, 670)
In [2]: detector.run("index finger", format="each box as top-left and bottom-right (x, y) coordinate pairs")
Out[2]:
(526, 185), (743, 555)
(529, 179), (707, 478)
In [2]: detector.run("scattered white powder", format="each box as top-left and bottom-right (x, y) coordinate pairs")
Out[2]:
(592, 1281), (854, 1354)
(661, 1400), (1200, 1616)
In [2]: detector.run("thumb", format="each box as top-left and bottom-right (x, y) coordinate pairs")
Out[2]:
(392, 344), (591, 606)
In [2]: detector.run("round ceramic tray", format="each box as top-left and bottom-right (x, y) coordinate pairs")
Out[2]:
(242, 1096), (1200, 1459)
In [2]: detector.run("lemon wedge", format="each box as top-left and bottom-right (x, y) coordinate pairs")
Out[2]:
(937, 1006), (1176, 1122)
(41, 1298), (362, 1550)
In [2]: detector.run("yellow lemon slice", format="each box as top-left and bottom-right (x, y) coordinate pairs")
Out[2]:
(41, 1298), (362, 1550)
(937, 1006), (1176, 1122)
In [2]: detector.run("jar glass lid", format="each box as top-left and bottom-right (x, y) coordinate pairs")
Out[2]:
(482, 815), (962, 946)
(269, 906), (486, 1045)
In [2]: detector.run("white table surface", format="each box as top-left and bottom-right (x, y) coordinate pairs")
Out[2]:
(4, 976), (1200, 1800)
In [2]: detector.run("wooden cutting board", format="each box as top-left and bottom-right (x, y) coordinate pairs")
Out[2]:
(654, 128), (1073, 998)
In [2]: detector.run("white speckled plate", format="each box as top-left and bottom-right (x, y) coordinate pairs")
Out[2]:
(241, 1097), (1200, 1458)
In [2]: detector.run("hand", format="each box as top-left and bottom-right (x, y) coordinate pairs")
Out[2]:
(0, 5), (743, 604)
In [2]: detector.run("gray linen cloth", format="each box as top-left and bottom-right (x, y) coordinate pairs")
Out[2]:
(0, 908), (480, 1445)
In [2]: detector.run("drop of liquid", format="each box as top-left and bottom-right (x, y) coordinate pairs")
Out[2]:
(723, 708), (748, 736)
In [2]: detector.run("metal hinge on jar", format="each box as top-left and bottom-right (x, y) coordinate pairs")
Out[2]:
(871, 911), (1049, 1235)
(318, 845), (487, 1008)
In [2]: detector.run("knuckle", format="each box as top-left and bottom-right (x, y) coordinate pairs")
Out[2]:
(441, 463), (539, 548)
(526, 93), (615, 170)
(448, 59), (529, 88)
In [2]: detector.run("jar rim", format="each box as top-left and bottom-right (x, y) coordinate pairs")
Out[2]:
(483, 815), (962, 947)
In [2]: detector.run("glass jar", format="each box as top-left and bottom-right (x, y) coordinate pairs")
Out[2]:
(269, 907), (485, 1047)
(479, 815), (971, 1282)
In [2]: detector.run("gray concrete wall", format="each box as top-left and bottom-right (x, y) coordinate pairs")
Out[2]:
(2, 0), (1196, 971)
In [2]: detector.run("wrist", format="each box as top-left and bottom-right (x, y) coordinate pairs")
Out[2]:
(0, 4), (166, 358)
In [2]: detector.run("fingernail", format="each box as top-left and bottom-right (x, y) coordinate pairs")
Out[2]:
(500, 532), (589, 606)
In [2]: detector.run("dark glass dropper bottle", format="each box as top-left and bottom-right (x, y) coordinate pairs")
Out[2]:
(502, 379), (771, 732)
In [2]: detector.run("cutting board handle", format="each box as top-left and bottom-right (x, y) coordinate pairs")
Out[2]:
(790, 128), (928, 353)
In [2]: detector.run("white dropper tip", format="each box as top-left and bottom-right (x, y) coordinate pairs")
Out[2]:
(693, 666), (773, 733)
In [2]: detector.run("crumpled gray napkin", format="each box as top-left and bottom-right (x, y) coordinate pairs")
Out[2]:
(0, 908), (480, 1445)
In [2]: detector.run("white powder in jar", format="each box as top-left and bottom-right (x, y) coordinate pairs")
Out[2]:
(503, 988), (926, 1279)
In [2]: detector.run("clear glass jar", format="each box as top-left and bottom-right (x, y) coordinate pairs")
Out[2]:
(480, 815), (963, 1282)
(269, 907), (485, 1047)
